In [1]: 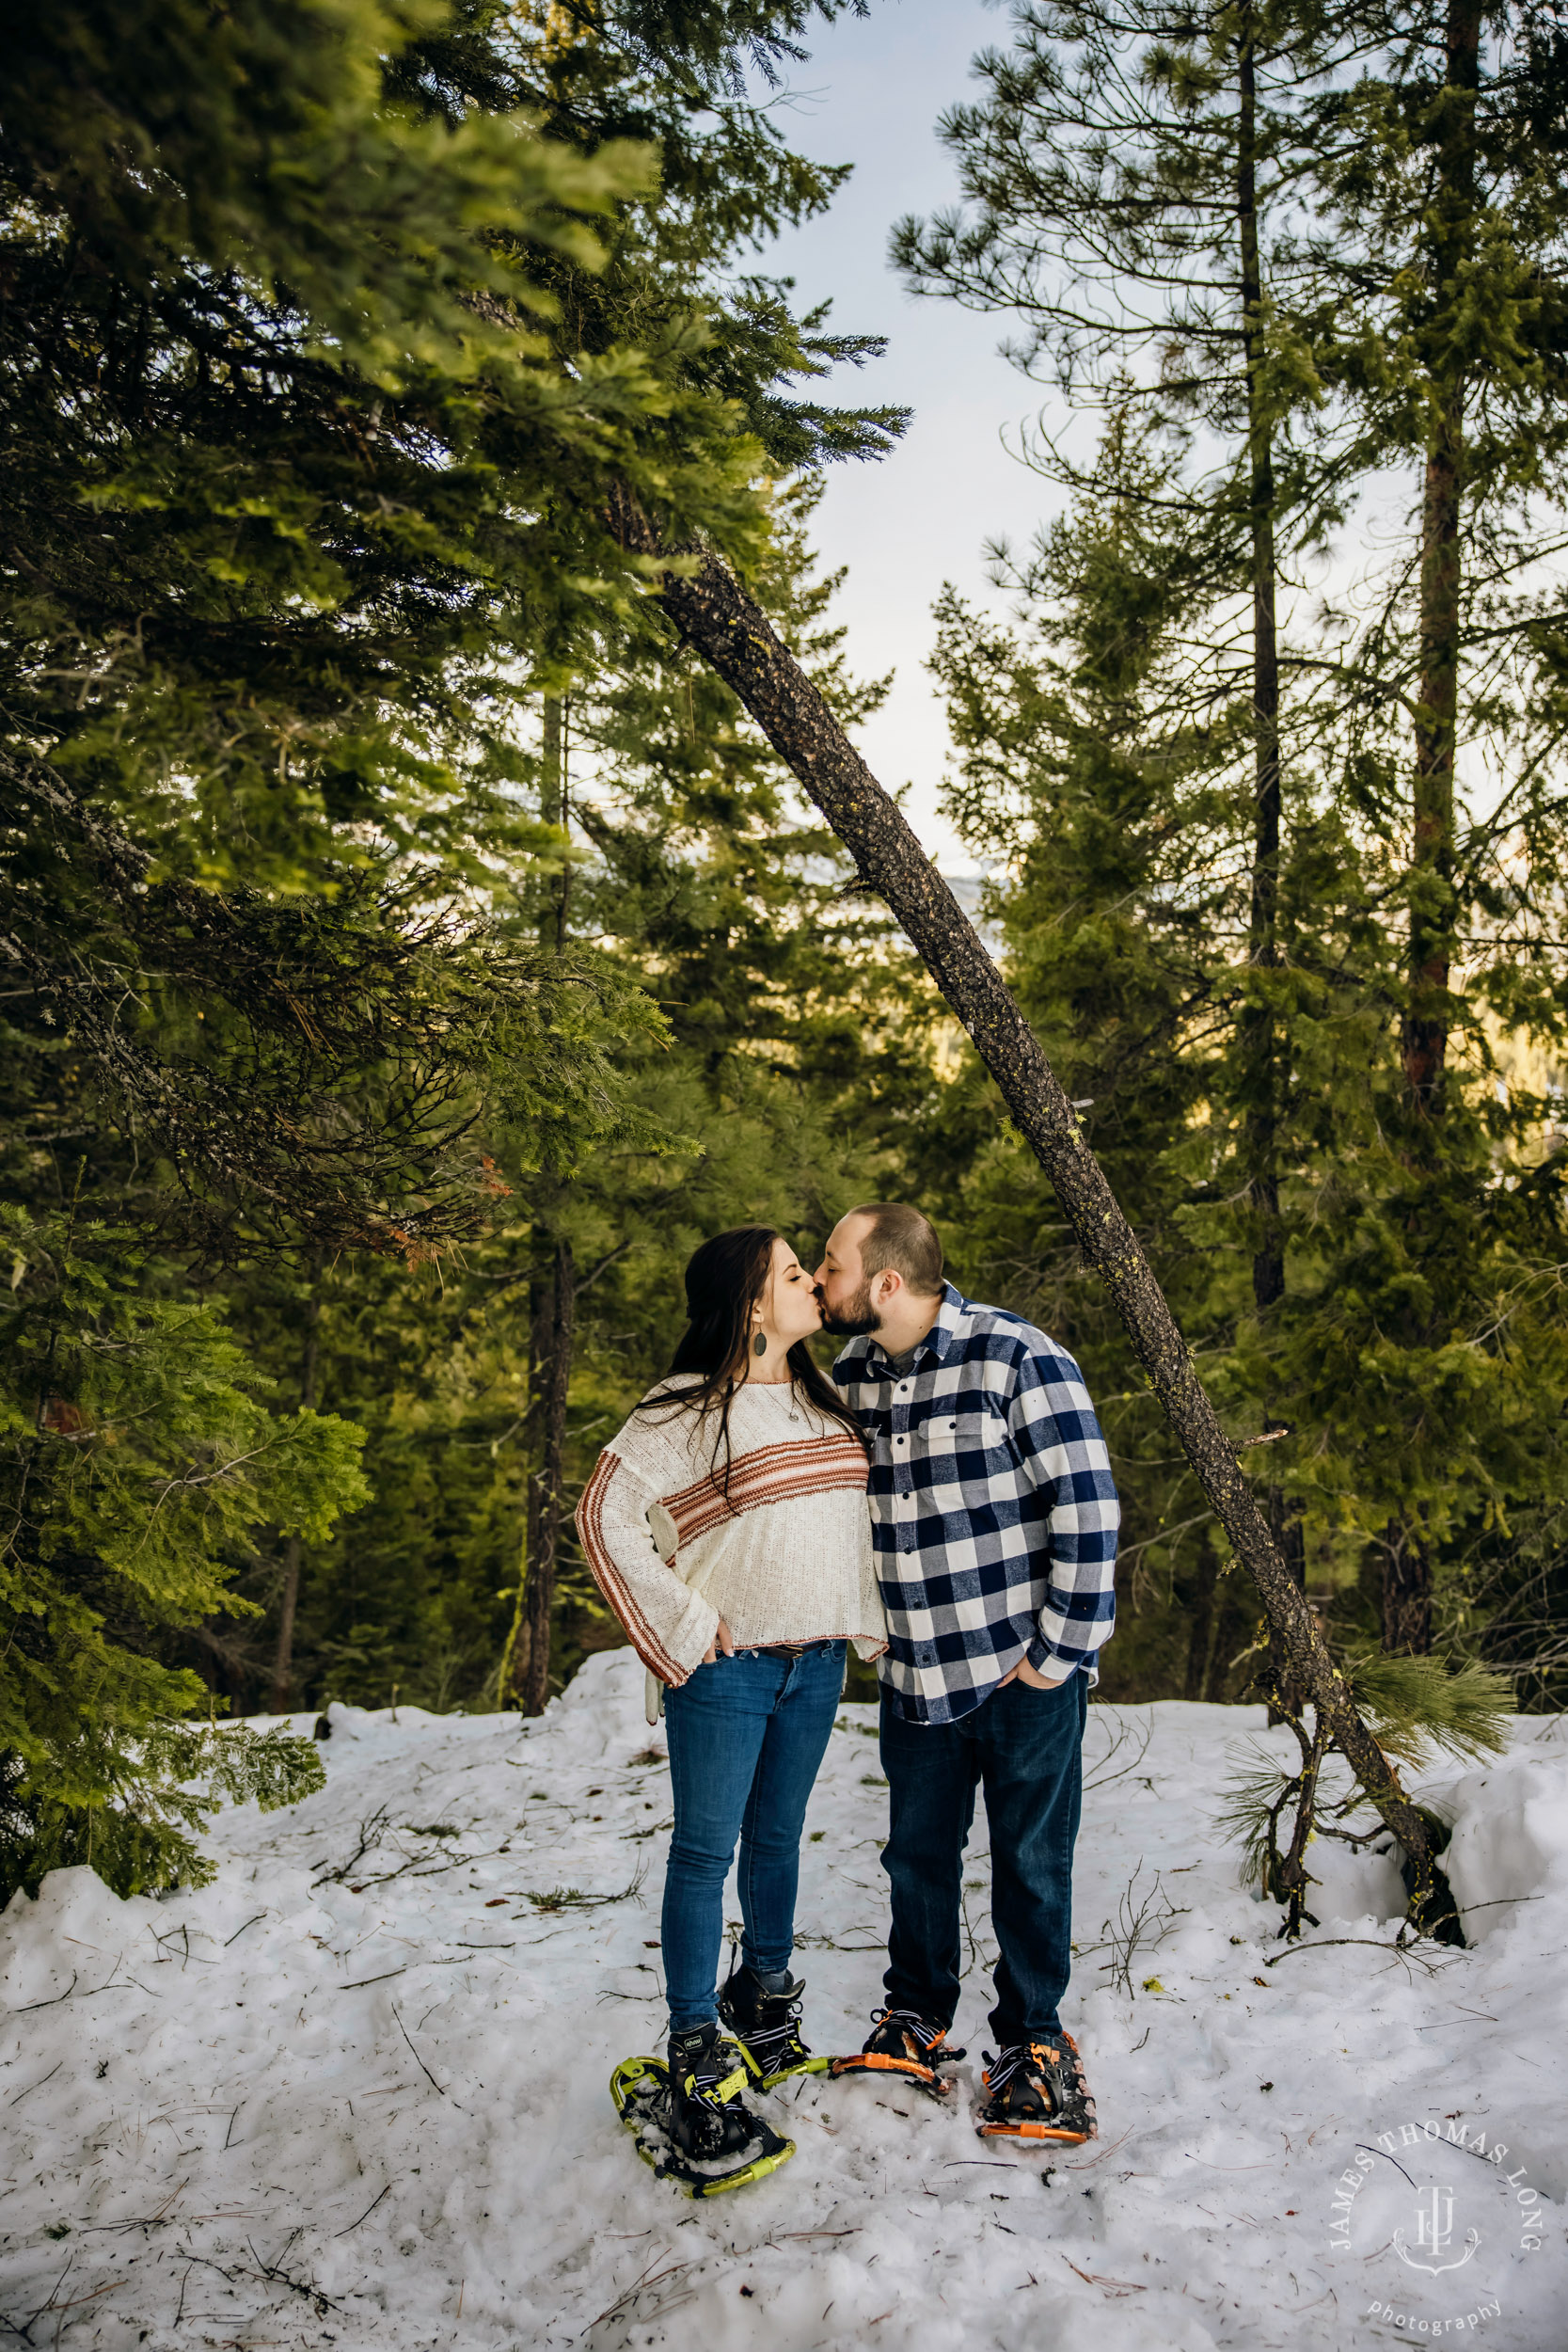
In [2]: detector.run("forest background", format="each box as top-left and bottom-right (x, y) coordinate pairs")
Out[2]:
(6, 0), (1568, 1903)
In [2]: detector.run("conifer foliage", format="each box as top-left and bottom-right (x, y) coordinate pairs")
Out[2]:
(0, 0), (900, 1890)
(0, 1202), (356, 1896)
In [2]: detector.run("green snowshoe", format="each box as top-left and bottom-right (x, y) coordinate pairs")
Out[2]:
(610, 2033), (795, 2199)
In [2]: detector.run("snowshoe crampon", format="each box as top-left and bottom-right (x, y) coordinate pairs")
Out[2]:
(610, 2058), (795, 2197)
(975, 2033), (1097, 2145)
(829, 2008), (965, 2102)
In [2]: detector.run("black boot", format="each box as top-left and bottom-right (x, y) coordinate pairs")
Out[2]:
(976, 2032), (1098, 2144)
(666, 2022), (768, 2165)
(718, 1960), (825, 2088)
(828, 2006), (966, 2097)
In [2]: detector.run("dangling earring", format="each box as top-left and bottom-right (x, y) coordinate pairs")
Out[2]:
(752, 1329), (768, 1357)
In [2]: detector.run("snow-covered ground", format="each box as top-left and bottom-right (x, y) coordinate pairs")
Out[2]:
(3, 1651), (1565, 2350)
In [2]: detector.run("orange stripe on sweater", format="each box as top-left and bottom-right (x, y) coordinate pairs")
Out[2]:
(576, 1454), (686, 1686)
(661, 1435), (869, 1553)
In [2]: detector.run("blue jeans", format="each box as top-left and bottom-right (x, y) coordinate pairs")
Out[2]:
(879, 1669), (1088, 2046)
(661, 1643), (845, 2034)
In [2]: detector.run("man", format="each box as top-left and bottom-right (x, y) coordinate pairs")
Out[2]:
(815, 1203), (1117, 2142)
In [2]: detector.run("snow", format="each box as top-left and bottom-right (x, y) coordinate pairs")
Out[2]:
(2, 1651), (1565, 2351)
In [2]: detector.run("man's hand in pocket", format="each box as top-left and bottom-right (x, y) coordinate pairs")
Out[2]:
(999, 1656), (1065, 1691)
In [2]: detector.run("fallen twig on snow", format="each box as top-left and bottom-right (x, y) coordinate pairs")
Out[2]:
(245, 2233), (344, 2315)
(1061, 2255), (1147, 2295)
(310, 1805), (392, 1887)
(522, 1862), (646, 1912)
(333, 2183), (391, 2236)
(390, 2001), (445, 2096)
(7, 2062), (61, 2107)
(1261, 1934), (1456, 1974)
(585, 2257), (701, 2334)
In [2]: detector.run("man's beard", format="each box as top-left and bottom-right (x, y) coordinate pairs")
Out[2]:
(816, 1279), (879, 1338)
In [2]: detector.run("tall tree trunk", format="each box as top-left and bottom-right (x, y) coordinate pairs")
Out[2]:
(1402, 0), (1477, 1110)
(501, 695), (578, 1710)
(1238, 11), (1283, 1325)
(612, 500), (1445, 1918)
(521, 1238), (575, 1716)
(1183, 1528), (1221, 1702)
(1383, 1518), (1434, 1655)
(270, 1255), (323, 1712)
(542, 691), (570, 952)
(1238, 19), (1306, 1716)
(1386, 0), (1478, 1655)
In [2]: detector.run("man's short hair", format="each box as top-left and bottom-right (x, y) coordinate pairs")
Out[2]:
(848, 1202), (944, 1298)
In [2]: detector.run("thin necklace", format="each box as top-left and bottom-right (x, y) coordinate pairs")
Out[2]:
(746, 1366), (801, 1422)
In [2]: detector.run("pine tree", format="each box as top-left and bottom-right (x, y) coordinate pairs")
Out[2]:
(494, 473), (936, 1711)
(0, 0), (903, 1867)
(926, 408), (1264, 1700)
(0, 1200), (363, 1899)
(890, 0), (1568, 1703)
(890, 0), (1382, 1697)
(1295, 1), (1568, 1651)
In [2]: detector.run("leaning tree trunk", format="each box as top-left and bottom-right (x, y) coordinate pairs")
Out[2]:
(609, 492), (1447, 1922)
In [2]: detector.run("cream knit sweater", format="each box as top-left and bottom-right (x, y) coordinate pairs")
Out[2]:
(577, 1378), (885, 1698)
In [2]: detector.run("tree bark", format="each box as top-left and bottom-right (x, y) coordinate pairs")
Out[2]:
(1238, 18), (1306, 1716)
(1238, 9), (1284, 1326)
(1265, 1490), (1309, 1723)
(613, 497), (1444, 1916)
(1386, 0), (1478, 1654)
(500, 695), (578, 1713)
(1183, 1529), (1221, 1702)
(1383, 1519), (1434, 1655)
(270, 1256), (323, 1712)
(521, 1237), (575, 1716)
(1402, 0), (1478, 1111)
(542, 691), (571, 953)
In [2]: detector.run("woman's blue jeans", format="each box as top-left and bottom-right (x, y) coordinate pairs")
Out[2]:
(660, 1642), (845, 2034)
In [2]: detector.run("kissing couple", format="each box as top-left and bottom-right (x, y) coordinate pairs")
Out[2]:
(577, 1204), (1119, 2183)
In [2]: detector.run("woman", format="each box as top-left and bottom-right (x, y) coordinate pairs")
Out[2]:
(577, 1225), (884, 2169)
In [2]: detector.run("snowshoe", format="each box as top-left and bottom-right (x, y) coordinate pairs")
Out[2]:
(975, 2032), (1098, 2144)
(718, 1958), (830, 2090)
(829, 2007), (966, 2100)
(610, 2030), (794, 2199)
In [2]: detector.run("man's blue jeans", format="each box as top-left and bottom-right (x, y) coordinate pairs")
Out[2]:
(879, 1669), (1088, 2046)
(661, 1643), (845, 2034)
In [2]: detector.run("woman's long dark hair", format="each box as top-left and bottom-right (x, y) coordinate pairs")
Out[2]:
(636, 1225), (867, 1489)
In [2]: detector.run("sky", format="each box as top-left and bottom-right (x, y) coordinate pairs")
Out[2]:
(754, 0), (1065, 866)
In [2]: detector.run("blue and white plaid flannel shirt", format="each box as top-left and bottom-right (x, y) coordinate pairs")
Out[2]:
(832, 1284), (1119, 1724)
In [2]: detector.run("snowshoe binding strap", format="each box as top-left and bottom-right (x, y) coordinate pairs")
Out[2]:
(670, 2025), (758, 2141)
(976, 2032), (1098, 2144)
(830, 2008), (966, 2098)
(717, 1962), (828, 2089)
(610, 2056), (795, 2199)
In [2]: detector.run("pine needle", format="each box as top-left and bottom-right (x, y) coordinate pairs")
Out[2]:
(1342, 1648), (1515, 1765)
